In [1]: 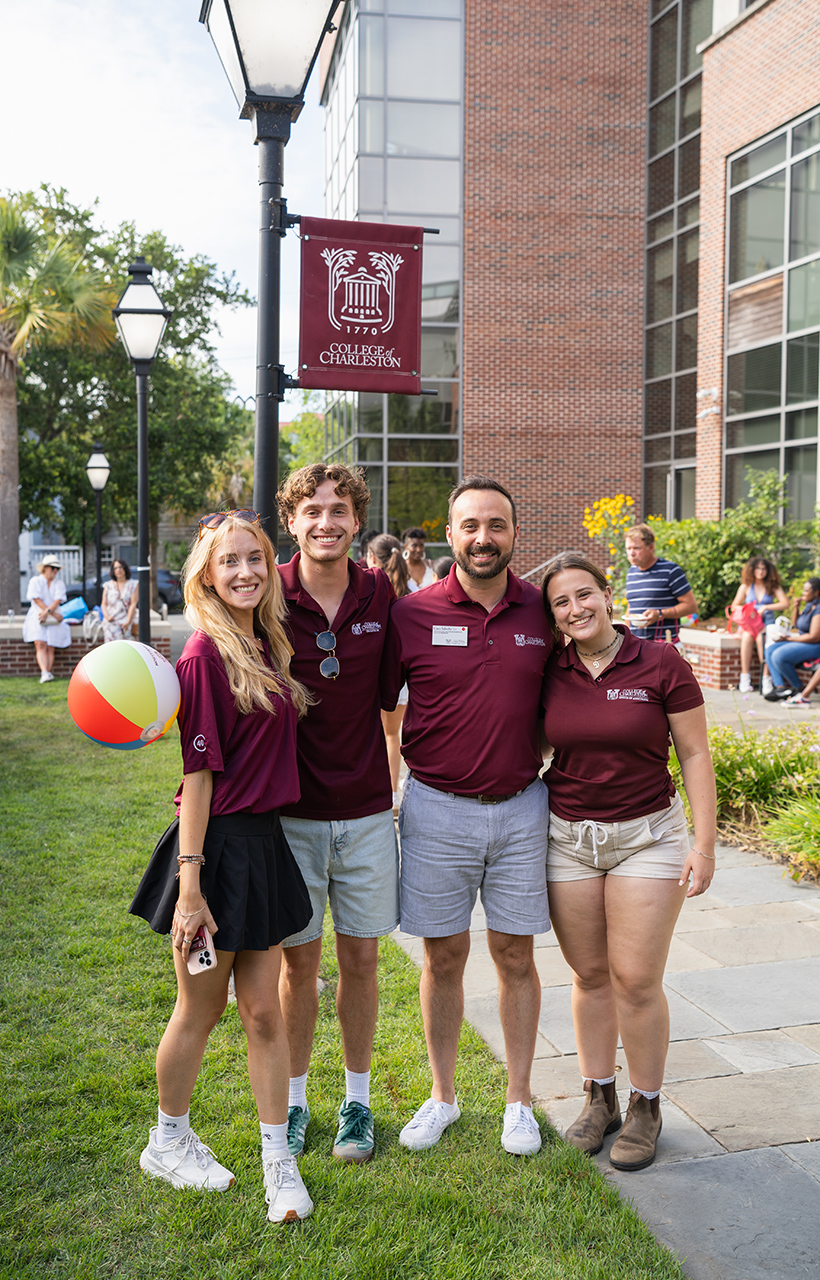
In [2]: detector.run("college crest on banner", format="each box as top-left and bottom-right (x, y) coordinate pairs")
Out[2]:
(298, 217), (423, 394)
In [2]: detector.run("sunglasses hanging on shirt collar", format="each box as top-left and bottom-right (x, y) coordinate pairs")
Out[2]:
(316, 630), (339, 679)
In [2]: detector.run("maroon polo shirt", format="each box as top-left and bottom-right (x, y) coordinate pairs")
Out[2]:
(174, 630), (300, 815)
(386, 567), (553, 795)
(278, 554), (395, 821)
(541, 626), (704, 822)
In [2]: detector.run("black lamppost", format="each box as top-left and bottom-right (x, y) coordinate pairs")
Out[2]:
(198, 0), (341, 545)
(85, 445), (110, 608)
(112, 257), (171, 645)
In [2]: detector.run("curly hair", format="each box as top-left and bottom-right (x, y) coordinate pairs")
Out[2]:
(740, 557), (781, 591)
(277, 463), (370, 531)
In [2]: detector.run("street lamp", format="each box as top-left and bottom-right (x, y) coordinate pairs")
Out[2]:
(199, 0), (341, 545)
(85, 445), (110, 609)
(113, 257), (171, 644)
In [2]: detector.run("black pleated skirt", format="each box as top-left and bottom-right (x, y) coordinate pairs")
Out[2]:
(129, 810), (311, 952)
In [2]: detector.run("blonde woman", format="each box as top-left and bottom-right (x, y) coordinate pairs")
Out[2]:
(22, 554), (71, 682)
(130, 511), (314, 1224)
(366, 533), (409, 807)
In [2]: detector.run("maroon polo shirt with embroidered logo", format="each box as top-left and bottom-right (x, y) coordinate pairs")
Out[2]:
(278, 553), (396, 821)
(386, 567), (553, 795)
(541, 626), (704, 822)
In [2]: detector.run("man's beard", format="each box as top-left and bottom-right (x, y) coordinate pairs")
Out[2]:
(453, 543), (514, 580)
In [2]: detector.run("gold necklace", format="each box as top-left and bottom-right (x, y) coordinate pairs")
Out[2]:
(576, 632), (621, 670)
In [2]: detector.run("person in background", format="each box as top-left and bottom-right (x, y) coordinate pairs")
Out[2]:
(401, 526), (436, 592)
(130, 512), (314, 1223)
(366, 533), (410, 810)
(729, 557), (788, 695)
(763, 577), (820, 701)
(432, 555), (455, 582)
(357, 529), (379, 566)
(624, 524), (697, 643)
(784, 656), (820, 707)
(22, 554), (71, 682)
(101, 558), (139, 643)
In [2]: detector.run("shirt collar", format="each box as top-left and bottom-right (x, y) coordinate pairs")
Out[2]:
(278, 551), (375, 608)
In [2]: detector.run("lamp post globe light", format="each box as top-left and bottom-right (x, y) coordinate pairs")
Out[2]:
(85, 445), (110, 609)
(112, 257), (171, 645)
(199, 0), (341, 546)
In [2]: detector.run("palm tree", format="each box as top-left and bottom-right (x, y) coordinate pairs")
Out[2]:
(0, 197), (114, 611)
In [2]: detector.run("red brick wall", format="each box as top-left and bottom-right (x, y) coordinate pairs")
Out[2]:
(0, 634), (171, 679)
(462, 1), (647, 573)
(698, 0), (820, 518)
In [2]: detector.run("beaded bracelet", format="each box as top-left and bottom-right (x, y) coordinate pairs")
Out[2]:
(177, 854), (206, 865)
(693, 848), (716, 860)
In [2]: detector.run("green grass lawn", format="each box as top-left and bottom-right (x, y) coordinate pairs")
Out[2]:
(0, 677), (684, 1279)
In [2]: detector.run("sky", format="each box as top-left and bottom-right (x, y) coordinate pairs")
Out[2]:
(2, 0), (327, 412)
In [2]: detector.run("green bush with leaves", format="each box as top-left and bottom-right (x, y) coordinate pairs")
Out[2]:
(764, 797), (820, 879)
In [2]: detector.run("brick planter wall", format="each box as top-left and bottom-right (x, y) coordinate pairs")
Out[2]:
(677, 626), (811, 689)
(0, 622), (172, 679)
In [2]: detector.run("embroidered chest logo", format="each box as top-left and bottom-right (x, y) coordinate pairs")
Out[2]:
(514, 634), (546, 647)
(351, 621), (382, 635)
(606, 689), (649, 701)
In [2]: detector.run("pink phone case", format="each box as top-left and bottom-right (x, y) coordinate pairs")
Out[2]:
(187, 925), (218, 975)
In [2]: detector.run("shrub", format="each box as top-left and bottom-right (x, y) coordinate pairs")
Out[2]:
(764, 796), (820, 881)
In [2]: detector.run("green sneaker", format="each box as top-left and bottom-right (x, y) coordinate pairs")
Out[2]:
(287, 1104), (310, 1157)
(332, 1100), (374, 1164)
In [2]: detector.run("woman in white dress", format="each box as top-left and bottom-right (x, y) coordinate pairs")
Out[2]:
(401, 526), (436, 592)
(102, 559), (139, 643)
(22, 554), (72, 682)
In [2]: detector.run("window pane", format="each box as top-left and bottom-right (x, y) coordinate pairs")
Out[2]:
(726, 416), (781, 448)
(794, 113), (820, 157)
(646, 379), (672, 433)
(788, 260), (820, 331)
(650, 9), (678, 101)
(650, 94), (676, 158)
(675, 466), (697, 516)
(680, 197), (700, 227)
(681, 0), (710, 78)
(787, 333), (819, 404)
(645, 436), (671, 462)
(730, 136), (786, 187)
(649, 152), (675, 215)
(386, 158), (460, 213)
(359, 15), (384, 96)
(388, 0), (460, 13)
(677, 228), (699, 313)
(386, 102), (461, 158)
(680, 76), (701, 138)
(675, 432), (697, 459)
(787, 408), (818, 440)
(676, 313), (698, 370)
(421, 327), (459, 378)
(727, 343), (781, 414)
(729, 173), (786, 283)
(790, 154), (820, 261)
(359, 392), (384, 432)
(358, 157), (384, 209)
(388, 384), (458, 433)
(786, 445), (817, 520)
(386, 465), (458, 536)
(675, 372), (697, 430)
(387, 438), (458, 462)
(361, 464), (385, 530)
(727, 274), (784, 350)
(386, 18), (461, 101)
(648, 211), (675, 243)
(647, 243), (675, 323)
(354, 437), (383, 462)
(652, 0), (675, 15)
(678, 134), (701, 199)
(725, 450), (780, 508)
(647, 324), (673, 378)
(360, 100), (384, 154)
(644, 467), (669, 518)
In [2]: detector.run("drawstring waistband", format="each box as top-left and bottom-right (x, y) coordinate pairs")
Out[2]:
(574, 819), (609, 869)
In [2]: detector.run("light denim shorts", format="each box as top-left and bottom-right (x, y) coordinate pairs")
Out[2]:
(547, 793), (689, 882)
(280, 810), (400, 945)
(398, 774), (550, 938)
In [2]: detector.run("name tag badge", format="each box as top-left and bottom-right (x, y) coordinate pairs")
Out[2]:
(432, 625), (468, 647)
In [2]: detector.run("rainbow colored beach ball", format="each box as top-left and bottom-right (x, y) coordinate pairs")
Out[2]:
(68, 640), (180, 750)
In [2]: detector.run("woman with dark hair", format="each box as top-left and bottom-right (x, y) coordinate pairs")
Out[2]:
(729, 557), (788, 695)
(401, 526), (435, 591)
(130, 511), (314, 1223)
(540, 552), (716, 1171)
(101, 558), (139, 643)
(763, 576), (820, 700)
(367, 533), (410, 807)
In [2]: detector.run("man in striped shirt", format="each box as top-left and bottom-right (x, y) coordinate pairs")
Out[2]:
(624, 523), (697, 643)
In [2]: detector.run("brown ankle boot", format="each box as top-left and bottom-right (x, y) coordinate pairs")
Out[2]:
(609, 1091), (662, 1171)
(564, 1080), (622, 1155)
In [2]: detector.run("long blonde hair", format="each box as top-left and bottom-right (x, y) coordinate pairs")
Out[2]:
(182, 516), (311, 718)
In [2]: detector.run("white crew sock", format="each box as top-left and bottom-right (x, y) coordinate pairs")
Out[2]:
(345, 1068), (371, 1107)
(629, 1083), (661, 1100)
(260, 1121), (289, 1162)
(288, 1072), (308, 1111)
(157, 1108), (190, 1145)
(583, 1075), (616, 1086)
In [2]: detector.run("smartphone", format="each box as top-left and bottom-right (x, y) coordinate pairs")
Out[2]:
(187, 925), (218, 976)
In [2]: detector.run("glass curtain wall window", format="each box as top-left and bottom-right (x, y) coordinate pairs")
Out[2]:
(320, 0), (463, 545)
(724, 107), (820, 521)
(645, 0), (711, 519)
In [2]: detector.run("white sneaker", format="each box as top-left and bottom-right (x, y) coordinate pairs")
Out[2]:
(738, 673), (752, 693)
(761, 673), (774, 696)
(502, 1102), (542, 1156)
(39, 671), (54, 684)
(399, 1097), (461, 1150)
(264, 1155), (314, 1223)
(140, 1127), (235, 1190)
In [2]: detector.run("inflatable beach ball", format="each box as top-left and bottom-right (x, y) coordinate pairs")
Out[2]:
(68, 640), (180, 750)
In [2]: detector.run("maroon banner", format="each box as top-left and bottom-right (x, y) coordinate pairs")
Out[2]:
(298, 217), (423, 394)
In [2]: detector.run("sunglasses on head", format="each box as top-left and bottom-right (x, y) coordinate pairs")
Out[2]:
(198, 509), (261, 540)
(316, 630), (340, 679)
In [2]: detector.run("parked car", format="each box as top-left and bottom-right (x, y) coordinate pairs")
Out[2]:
(157, 569), (183, 611)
